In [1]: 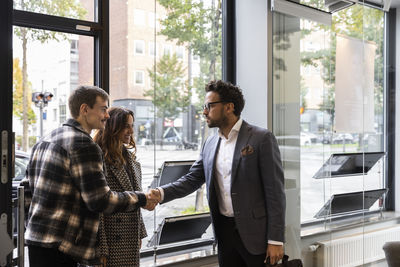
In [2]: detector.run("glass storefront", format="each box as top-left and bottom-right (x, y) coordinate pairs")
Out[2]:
(7, 0), (393, 266)
(272, 1), (386, 265)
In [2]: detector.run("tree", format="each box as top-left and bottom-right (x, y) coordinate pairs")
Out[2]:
(13, 58), (36, 133)
(145, 54), (191, 148)
(156, 0), (222, 212)
(157, 0), (222, 107)
(14, 0), (86, 151)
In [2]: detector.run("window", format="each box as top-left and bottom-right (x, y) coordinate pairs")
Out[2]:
(13, 27), (94, 143)
(59, 104), (66, 124)
(163, 44), (171, 56)
(272, 4), (385, 223)
(134, 40), (145, 55)
(134, 9), (146, 26)
(135, 71), (144, 85)
(149, 42), (157, 57)
(70, 61), (79, 75)
(148, 12), (156, 28)
(108, 1), (222, 263)
(176, 46), (184, 60)
(70, 40), (78, 54)
(13, 0), (96, 21)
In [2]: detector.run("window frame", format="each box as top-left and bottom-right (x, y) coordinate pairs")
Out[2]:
(0, 0), (237, 264)
(267, 0), (394, 227)
(134, 70), (145, 86)
(0, 0), (108, 265)
(134, 40), (145, 56)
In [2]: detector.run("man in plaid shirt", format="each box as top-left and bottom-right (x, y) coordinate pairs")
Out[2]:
(24, 86), (155, 267)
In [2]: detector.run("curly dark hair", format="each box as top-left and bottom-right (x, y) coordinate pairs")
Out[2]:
(205, 80), (245, 116)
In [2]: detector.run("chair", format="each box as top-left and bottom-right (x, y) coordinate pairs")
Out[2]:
(383, 241), (400, 267)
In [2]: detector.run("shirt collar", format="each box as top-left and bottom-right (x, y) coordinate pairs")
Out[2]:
(218, 118), (243, 140)
(64, 118), (92, 138)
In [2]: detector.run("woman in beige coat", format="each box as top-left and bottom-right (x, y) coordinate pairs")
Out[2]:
(94, 107), (147, 267)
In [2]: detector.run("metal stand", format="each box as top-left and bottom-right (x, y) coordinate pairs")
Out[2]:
(152, 172), (160, 267)
(16, 186), (25, 267)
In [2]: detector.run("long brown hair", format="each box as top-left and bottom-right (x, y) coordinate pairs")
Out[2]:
(94, 107), (136, 166)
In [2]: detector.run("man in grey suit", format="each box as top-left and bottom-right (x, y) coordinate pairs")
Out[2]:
(149, 80), (286, 266)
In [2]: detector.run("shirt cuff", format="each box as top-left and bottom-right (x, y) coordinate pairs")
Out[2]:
(268, 240), (284, 246)
(157, 187), (165, 203)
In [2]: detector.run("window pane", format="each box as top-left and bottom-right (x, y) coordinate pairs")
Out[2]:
(272, 4), (385, 223)
(134, 40), (145, 55)
(109, 0), (222, 260)
(13, 27), (94, 152)
(13, 0), (96, 22)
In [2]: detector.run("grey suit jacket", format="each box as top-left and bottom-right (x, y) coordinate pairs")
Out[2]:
(161, 120), (286, 255)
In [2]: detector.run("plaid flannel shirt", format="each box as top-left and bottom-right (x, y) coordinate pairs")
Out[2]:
(24, 119), (146, 264)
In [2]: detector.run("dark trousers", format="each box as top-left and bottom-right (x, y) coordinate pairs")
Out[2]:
(217, 215), (266, 267)
(28, 245), (77, 267)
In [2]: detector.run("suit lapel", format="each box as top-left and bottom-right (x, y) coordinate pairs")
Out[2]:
(231, 121), (252, 185)
(208, 136), (221, 187)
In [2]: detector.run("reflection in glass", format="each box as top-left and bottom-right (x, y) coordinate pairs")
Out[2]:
(108, 0), (222, 254)
(13, 26), (94, 152)
(272, 4), (385, 223)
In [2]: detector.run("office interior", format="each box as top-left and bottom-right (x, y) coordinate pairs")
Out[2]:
(1, 0), (400, 266)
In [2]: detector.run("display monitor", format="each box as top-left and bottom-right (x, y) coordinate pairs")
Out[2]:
(147, 212), (212, 247)
(150, 160), (195, 188)
(313, 152), (384, 179)
(314, 188), (388, 218)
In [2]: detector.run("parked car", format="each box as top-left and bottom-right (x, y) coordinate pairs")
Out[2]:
(332, 133), (355, 144)
(12, 150), (30, 233)
(301, 132), (319, 144)
(176, 140), (199, 150)
(12, 150), (30, 197)
(276, 135), (300, 163)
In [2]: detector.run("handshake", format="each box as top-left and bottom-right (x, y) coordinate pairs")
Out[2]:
(143, 188), (162, 211)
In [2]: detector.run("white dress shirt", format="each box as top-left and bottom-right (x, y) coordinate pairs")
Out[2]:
(215, 118), (242, 217)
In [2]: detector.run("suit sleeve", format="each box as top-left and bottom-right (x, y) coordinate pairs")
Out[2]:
(161, 144), (206, 203)
(259, 132), (286, 242)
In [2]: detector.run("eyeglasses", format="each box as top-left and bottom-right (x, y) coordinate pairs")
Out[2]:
(202, 101), (225, 111)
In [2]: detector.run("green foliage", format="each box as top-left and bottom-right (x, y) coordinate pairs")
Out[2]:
(14, 0), (86, 42)
(145, 54), (191, 120)
(157, 0), (222, 104)
(180, 205), (209, 215)
(13, 58), (36, 125)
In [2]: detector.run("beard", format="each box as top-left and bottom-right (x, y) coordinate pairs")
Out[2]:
(206, 111), (228, 128)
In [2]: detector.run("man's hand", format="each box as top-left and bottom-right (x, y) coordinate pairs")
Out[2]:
(148, 188), (162, 203)
(265, 244), (284, 265)
(143, 192), (158, 211)
(142, 189), (161, 211)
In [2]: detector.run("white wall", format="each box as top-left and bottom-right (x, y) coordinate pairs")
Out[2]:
(236, 0), (269, 129)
